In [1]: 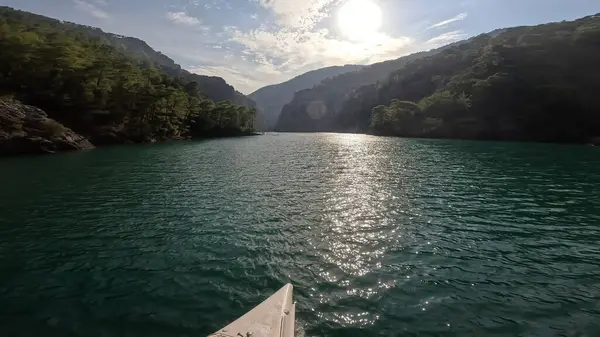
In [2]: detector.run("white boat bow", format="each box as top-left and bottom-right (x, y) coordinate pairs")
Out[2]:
(209, 283), (295, 337)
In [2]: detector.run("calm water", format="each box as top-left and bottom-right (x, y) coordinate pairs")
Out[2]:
(1, 134), (600, 337)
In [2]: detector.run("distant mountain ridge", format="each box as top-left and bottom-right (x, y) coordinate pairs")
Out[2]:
(274, 36), (498, 132)
(275, 49), (438, 132)
(0, 6), (255, 108)
(277, 14), (600, 143)
(249, 65), (364, 130)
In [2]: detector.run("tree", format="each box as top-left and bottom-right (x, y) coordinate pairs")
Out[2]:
(0, 7), (256, 143)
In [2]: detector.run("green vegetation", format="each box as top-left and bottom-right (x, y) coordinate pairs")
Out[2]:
(275, 51), (437, 132)
(249, 65), (363, 131)
(0, 7), (256, 146)
(4, 5), (600, 146)
(360, 15), (600, 142)
(279, 15), (600, 143)
(0, 7), (256, 108)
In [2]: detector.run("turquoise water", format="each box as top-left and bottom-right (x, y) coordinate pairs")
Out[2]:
(1, 134), (600, 337)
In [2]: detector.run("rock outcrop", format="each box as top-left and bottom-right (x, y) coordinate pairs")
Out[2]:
(0, 100), (94, 156)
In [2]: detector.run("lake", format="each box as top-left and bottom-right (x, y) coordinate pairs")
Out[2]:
(1, 133), (599, 337)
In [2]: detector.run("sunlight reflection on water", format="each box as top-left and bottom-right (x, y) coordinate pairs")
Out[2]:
(2, 134), (600, 337)
(311, 133), (402, 327)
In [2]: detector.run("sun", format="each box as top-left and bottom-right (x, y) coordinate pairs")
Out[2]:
(338, 0), (382, 41)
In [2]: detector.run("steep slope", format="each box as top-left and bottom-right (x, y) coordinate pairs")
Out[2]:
(0, 6), (255, 108)
(249, 65), (363, 130)
(339, 14), (600, 143)
(79, 29), (255, 106)
(275, 50), (436, 132)
(0, 6), (257, 153)
(77, 28), (256, 108)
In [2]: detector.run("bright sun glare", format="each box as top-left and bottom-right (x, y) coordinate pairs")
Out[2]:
(338, 0), (382, 42)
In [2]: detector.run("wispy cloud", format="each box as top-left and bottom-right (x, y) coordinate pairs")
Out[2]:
(73, 0), (109, 19)
(258, 0), (338, 29)
(221, 0), (414, 92)
(67, 0), (461, 93)
(427, 13), (468, 29)
(231, 28), (412, 71)
(166, 12), (201, 26)
(426, 30), (467, 45)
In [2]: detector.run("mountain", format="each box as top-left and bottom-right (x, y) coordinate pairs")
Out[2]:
(249, 65), (363, 130)
(85, 30), (256, 107)
(281, 14), (600, 143)
(275, 49), (438, 132)
(0, 6), (257, 155)
(0, 6), (255, 108)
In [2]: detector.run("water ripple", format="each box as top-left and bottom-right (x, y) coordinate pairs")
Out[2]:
(1, 135), (600, 336)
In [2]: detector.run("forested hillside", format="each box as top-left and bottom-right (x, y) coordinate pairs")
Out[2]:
(249, 65), (363, 130)
(275, 50), (436, 131)
(277, 14), (600, 143)
(0, 6), (255, 108)
(348, 14), (600, 143)
(0, 7), (256, 150)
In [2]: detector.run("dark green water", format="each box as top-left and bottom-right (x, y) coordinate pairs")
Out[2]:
(1, 134), (600, 337)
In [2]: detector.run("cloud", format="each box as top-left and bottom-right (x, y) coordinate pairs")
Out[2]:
(183, 0), (455, 93)
(166, 12), (201, 26)
(232, 27), (411, 70)
(215, 0), (414, 92)
(427, 13), (468, 30)
(426, 30), (467, 45)
(73, 0), (109, 19)
(258, 0), (339, 29)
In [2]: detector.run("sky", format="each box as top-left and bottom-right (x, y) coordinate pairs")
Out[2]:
(3, 0), (600, 94)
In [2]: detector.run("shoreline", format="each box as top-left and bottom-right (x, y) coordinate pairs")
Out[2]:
(0, 132), (263, 158)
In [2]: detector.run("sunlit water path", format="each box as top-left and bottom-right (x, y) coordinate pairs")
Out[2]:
(1, 133), (599, 336)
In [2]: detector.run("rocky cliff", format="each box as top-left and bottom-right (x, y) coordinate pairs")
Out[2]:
(0, 100), (94, 156)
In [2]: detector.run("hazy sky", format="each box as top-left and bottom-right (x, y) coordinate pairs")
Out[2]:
(3, 0), (600, 94)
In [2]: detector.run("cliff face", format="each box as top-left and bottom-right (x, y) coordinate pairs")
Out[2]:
(249, 65), (364, 130)
(0, 100), (94, 156)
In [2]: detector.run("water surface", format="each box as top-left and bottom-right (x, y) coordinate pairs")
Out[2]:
(1, 134), (600, 336)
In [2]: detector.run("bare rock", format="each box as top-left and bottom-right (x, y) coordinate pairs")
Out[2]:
(0, 100), (94, 156)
